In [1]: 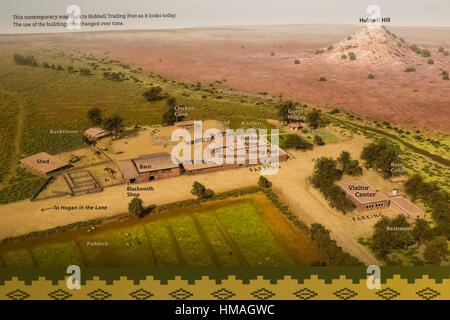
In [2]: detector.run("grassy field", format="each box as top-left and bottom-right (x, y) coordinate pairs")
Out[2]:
(0, 45), (278, 204)
(0, 195), (325, 268)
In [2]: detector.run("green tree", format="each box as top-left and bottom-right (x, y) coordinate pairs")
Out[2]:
(103, 114), (124, 139)
(412, 219), (433, 246)
(191, 181), (206, 199)
(313, 135), (325, 145)
(283, 134), (313, 150)
(325, 185), (354, 214)
(346, 160), (363, 176)
(87, 107), (102, 126)
(258, 176), (272, 188)
(404, 174), (424, 201)
(361, 138), (401, 178)
(424, 236), (449, 265)
(310, 157), (342, 190)
(128, 197), (144, 218)
(306, 109), (322, 129)
(432, 200), (450, 239)
(143, 86), (165, 101)
(203, 188), (215, 199)
(337, 151), (351, 172)
(162, 97), (184, 125)
(278, 100), (294, 123)
(369, 216), (414, 260)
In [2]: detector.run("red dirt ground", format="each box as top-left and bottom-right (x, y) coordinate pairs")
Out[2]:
(7, 24), (450, 131)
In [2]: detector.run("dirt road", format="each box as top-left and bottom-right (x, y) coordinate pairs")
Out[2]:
(0, 134), (381, 265)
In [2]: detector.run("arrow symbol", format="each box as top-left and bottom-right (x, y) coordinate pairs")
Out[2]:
(41, 207), (53, 212)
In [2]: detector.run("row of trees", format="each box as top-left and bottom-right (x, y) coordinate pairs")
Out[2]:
(310, 223), (363, 266)
(87, 108), (124, 139)
(309, 152), (363, 214)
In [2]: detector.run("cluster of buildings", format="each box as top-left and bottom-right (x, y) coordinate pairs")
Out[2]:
(114, 122), (288, 183)
(20, 121), (424, 221)
(338, 179), (424, 219)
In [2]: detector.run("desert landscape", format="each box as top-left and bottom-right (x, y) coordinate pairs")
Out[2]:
(4, 24), (449, 131)
(0, 23), (449, 269)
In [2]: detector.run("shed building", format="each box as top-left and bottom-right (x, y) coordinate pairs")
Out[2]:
(84, 127), (108, 141)
(20, 152), (71, 175)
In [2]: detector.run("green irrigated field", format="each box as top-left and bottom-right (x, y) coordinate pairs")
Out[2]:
(0, 45), (278, 204)
(0, 195), (326, 268)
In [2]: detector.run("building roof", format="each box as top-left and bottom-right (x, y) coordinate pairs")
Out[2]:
(20, 152), (69, 174)
(390, 176), (408, 183)
(390, 196), (423, 216)
(115, 160), (139, 180)
(175, 120), (196, 127)
(84, 127), (107, 138)
(338, 180), (389, 204)
(133, 152), (179, 173)
(182, 161), (224, 172)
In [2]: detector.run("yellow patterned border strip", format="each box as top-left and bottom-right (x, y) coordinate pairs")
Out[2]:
(0, 275), (448, 300)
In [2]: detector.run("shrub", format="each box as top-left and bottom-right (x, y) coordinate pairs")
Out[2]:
(348, 52), (356, 60)
(444, 75), (449, 80)
(283, 134), (313, 150)
(368, 74), (375, 79)
(319, 76), (327, 82)
(404, 67), (416, 72)
(270, 52), (275, 56)
(128, 197), (144, 218)
(13, 54), (37, 66)
(294, 59), (300, 64)
(258, 176), (272, 188)
(204, 188), (215, 199)
(347, 36), (353, 40)
(410, 44), (421, 54)
(143, 86), (165, 101)
(329, 108), (340, 114)
(315, 49), (325, 54)
(327, 45), (334, 51)
(427, 59), (434, 64)
(79, 68), (92, 76)
(191, 181), (206, 199)
(313, 135), (325, 145)
(341, 54), (347, 59)
(421, 49), (431, 57)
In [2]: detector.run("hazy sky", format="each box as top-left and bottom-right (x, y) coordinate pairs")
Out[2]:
(1, 0), (449, 34)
